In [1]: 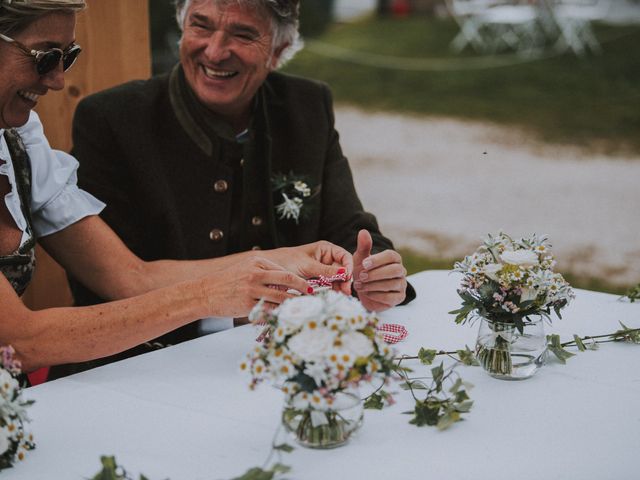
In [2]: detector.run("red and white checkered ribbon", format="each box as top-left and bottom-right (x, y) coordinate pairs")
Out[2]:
(258, 271), (408, 344)
(307, 272), (351, 288)
(256, 322), (408, 344)
(267, 272), (351, 293)
(376, 323), (408, 344)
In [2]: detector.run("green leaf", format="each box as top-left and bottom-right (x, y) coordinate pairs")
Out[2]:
(273, 443), (294, 453)
(454, 389), (470, 403)
(90, 456), (132, 480)
(418, 348), (437, 365)
(456, 346), (480, 366)
(449, 302), (475, 324)
(514, 316), (525, 335)
(623, 283), (640, 302)
(431, 363), (445, 391)
(231, 467), (275, 480)
(546, 334), (575, 364)
(392, 364), (414, 374)
(448, 377), (463, 394)
(272, 464), (292, 475)
(364, 393), (384, 410)
(400, 380), (427, 390)
(456, 400), (474, 413)
(231, 464), (290, 480)
(573, 334), (587, 352)
(437, 410), (461, 430)
(408, 400), (441, 427)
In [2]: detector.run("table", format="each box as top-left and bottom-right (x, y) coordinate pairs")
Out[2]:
(6, 271), (639, 480)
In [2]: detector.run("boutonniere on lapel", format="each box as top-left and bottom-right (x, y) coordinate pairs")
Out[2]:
(271, 171), (319, 224)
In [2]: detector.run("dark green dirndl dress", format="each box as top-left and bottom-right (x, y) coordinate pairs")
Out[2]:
(1, 129), (37, 386)
(0, 129), (36, 296)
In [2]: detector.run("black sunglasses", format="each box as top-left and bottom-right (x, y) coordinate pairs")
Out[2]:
(0, 33), (82, 75)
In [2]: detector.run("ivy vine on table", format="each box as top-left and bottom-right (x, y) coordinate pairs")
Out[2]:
(91, 322), (640, 480)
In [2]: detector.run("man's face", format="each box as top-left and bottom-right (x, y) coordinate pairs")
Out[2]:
(179, 0), (284, 125)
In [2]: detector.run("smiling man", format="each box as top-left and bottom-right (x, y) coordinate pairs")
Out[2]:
(61, 0), (415, 376)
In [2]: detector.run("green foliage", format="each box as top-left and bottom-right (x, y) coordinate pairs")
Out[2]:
(363, 389), (393, 410)
(623, 284), (640, 303)
(448, 291), (476, 325)
(284, 18), (640, 153)
(90, 456), (152, 480)
(231, 464), (291, 480)
(547, 325), (640, 364)
(573, 334), (587, 352)
(91, 456), (291, 480)
(456, 346), (480, 366)
(418, 347), (437, 365)
(364, 392), (385, 409)
(546, 334), (576, 364)
(611, 322), (640, 344)
(401, 362), (473, 430)
(273, 444), (295, 453)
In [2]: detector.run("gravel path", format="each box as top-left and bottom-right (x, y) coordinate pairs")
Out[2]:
(336, 106), (640, 286)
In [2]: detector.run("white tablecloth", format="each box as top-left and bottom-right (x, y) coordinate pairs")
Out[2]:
(6, 270), (639, 480)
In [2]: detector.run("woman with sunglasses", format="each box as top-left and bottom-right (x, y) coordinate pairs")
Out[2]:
(0, 0), (352, 375)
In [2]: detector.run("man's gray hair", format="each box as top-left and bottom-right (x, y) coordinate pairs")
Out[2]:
(174, 0), (303, 68)
(0, 0), (85, 35)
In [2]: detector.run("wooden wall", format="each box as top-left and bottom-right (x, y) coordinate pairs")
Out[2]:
(23, 0), (151, 310)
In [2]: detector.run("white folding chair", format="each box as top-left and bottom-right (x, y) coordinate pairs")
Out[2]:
(480, 3), (544, 54)
(447, 0), (547, 55)
(550, 0), (612, 55)
(447, 0), (503, 52)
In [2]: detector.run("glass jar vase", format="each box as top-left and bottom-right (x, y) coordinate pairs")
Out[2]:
(475, 315), (547, 380)
(281, 391), (363, 449)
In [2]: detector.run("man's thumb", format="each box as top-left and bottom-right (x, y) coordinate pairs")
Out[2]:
(354, 229), (373, 260)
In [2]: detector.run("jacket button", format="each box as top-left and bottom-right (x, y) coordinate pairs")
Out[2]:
(251, 216), (263, 227)
(209, 229), (224, 242)
(240, 158), (245, 167)
(251, 245), (262, 251)
(213, 180), (228, 193)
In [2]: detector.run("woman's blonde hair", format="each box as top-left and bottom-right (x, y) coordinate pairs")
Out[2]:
(0, 0), (86, 35)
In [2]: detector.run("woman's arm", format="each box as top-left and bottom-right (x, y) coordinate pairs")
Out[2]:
(0, 253), (310, 372)
(2, 216), (351, 371)
(39, 216), (352, 300)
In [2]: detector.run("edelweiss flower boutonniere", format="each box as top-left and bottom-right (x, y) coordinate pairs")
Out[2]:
(271, 172), (319, 224)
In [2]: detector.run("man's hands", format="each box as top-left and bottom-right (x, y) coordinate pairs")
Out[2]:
(352, 230), (407, 312)
(265, 241), (353, 295)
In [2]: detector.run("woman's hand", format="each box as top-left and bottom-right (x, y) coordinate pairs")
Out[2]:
(200, 256), (313, 317)
(264, 241), (353, 295)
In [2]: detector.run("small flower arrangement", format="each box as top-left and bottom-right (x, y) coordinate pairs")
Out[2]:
(242, 290), (396, 447)
(0, 346), (35, 470)
(271, 171), (318, 224)
(451, 232), (575, 330)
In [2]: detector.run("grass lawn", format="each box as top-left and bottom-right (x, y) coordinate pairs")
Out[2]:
(284, 17), (640, 154)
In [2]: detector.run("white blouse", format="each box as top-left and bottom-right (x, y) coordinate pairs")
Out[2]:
(0, 110), (105, 248)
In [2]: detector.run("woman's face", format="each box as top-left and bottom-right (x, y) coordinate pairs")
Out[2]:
(0, 11), (76, 129)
